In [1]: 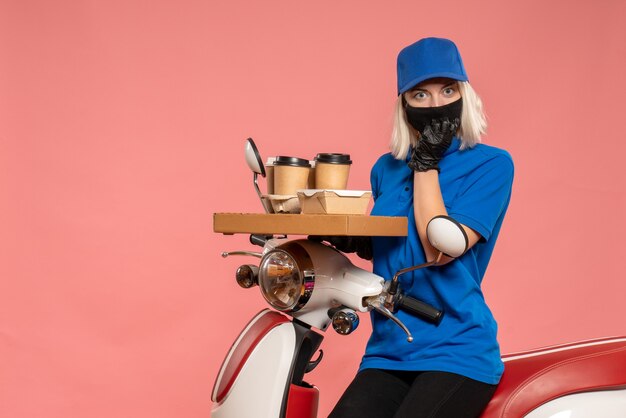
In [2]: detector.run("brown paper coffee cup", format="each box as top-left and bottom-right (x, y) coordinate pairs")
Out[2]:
(273, 156), (311, 195)
(265, 157), (276, 194)
(314, 153), (352, 190)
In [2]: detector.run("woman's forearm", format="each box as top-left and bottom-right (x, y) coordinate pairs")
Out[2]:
(413, 170), (448, 261)
(413, 170), (481, 262)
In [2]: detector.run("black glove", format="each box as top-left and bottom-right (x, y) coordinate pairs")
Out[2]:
(407, 117), (460, 172)
(308, 236), (373, 260)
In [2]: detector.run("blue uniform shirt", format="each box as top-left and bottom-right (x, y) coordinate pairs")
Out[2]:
(360, 138), (514, 385)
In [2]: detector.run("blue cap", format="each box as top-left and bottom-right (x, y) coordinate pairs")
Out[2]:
(397, 37), (468, 95)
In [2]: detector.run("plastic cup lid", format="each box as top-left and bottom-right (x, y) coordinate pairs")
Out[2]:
(273, 156), (311, 168)
(314, 153), (352, 164)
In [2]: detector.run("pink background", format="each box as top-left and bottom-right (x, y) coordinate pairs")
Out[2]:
(1, 1), (625, 417)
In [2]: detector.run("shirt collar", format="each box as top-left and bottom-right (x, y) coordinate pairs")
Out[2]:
(444, 137), (461, 156)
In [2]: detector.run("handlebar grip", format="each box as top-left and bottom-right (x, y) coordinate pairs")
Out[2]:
(249, 234), (271, 247)
(398, 295), (443, 325)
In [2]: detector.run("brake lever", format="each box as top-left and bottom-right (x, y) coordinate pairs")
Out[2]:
(366, 296), (413, 342)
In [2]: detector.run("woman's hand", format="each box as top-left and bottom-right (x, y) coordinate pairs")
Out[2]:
(408, 118), (459, 172)
(308, 236), (373, 260)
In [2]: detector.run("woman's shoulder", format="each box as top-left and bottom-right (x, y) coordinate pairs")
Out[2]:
(371, 153), (413, 185)
(464, 143), (514, 170)
(372, 152), (404, 171)
(374, 152), (396, 164)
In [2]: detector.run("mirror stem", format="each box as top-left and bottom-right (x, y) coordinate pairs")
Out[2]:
(253, 172), (271, 214)
(385, 252), (444, 308)
(392, 251), (443, 283)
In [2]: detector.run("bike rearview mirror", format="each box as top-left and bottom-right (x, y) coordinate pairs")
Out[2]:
(245, 138), (266, 177)
(244, 138), (271, 213)
(426, 215), (469, 259)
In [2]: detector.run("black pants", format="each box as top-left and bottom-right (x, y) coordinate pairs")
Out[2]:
(328, 369), (497, 418)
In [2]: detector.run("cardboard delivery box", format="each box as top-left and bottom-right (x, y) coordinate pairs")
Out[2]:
(213, 213), (407, 236)
(297, 189), (371, 215)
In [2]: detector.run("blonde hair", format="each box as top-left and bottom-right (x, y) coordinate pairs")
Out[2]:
(390, 81), (487, 160)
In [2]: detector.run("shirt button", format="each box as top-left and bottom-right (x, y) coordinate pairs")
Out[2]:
(404, 186), (410, 191)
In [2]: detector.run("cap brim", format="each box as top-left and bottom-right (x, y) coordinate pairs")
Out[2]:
(398, 72), (469, 95)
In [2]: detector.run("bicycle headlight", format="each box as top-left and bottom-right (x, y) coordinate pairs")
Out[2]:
(258, 242), (314, 312)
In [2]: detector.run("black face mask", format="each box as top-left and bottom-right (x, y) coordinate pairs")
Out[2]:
(404, 97), (463, 135)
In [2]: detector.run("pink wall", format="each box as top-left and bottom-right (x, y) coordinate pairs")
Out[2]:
(1, 0), (625, 417)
